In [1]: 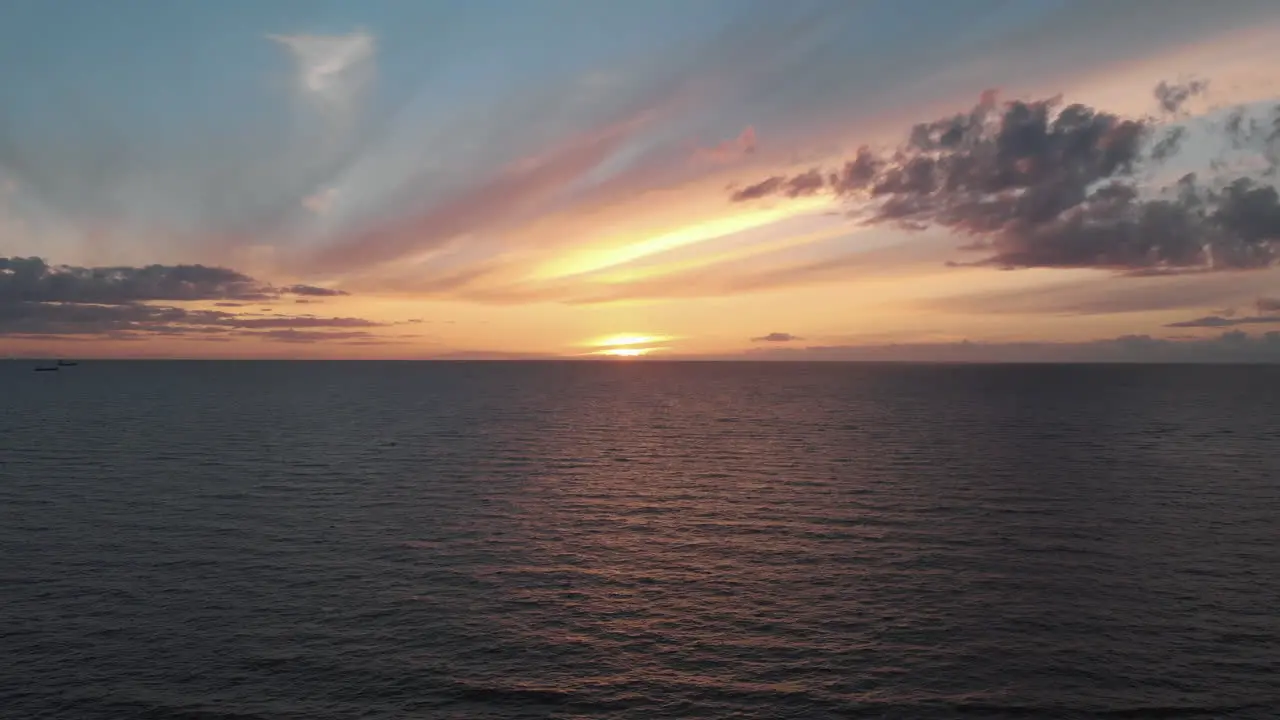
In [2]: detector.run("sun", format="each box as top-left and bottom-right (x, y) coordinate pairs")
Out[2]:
(596, 347), (651, 357)
(577, 332), (672, 358)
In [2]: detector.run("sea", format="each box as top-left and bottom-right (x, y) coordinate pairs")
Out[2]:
(1, 361), (1278, 719)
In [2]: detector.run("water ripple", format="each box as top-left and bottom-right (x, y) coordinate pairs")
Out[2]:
(1, 361), (1278, 719)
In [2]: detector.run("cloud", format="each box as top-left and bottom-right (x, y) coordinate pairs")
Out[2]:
(0, 302), (228, 337)
(1166, 295), (1280, 326)
(1165, 314), (1280, 328)
(220, 315), (379, 330)
(0, 257), (347, 304)
(784, 169), (826, 197)
(712, 331), (1280, 363)
(268, 30), (375, 100)
(248, 329), (390, 344)
(729, 176), (785, 202)
(695, 126), (757, 163)
(1153, 78), (1210, 115)
(729, 170), (826, 202)
(1, 256), (383, 343)
(0, 256), (266, 304)
(729, 81), (1280, 275)
(303, 187), (339, 215)
(0, 301), (382, 337)
(918, 267), (1280, 317)
(281, 284), (348, 297)
(421, 349), (563, 361)
(751, 332), (802, 342)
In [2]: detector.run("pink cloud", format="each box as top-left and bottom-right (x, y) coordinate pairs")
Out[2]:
(693, 125), (757, 164)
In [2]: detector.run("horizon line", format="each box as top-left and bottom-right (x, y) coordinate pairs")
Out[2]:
(6, 358), (1280, 366)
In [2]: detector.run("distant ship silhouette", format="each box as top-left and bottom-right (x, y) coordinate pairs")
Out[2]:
(32, 359), (76, 372)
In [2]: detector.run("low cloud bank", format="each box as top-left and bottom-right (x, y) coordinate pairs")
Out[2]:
(1, 256), (382, 345)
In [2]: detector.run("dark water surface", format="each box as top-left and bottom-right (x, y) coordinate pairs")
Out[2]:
(2, 361), (1279, 719)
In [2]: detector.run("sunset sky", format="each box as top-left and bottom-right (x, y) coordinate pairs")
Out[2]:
(3, 0), (1280, 360)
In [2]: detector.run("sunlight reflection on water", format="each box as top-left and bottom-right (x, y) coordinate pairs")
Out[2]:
(2, 361), (1279, 718)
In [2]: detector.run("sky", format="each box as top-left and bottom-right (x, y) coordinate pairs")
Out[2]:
(2, 0), (1280, 361)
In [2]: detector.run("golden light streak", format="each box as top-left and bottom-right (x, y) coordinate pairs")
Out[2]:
(530, 195), (833, 281)
(591, 224), (860, 285)
(585, 333), (673, 347)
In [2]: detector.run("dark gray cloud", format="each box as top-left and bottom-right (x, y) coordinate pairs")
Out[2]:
(726, 169), (827, 201)
(1148, 126), (1186, 162)
(1154, 78), (1210, 115)
(731, 82), (1280, 274)
(0, 256), (264, 304)
(0, 302), (224, 337)
(1, 256), (384, 344)
(751, 332), (802, 342)
(1165, 314), (1280, 328)
(783, 170), (825, 197)
(729, 176), (785, 202)
(1221, 104), (1280, 173)
(828, 147), (884, 196)
(0, 256), (347, 304)
(283, 284), (349, 297)
(0, 301), (383, 337)
(246, 330), (388, 344)
(223, 316), (379, 330)
(1166, 295), (1280, 326)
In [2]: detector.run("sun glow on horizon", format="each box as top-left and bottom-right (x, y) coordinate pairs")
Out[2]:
(595, 347), (653, 357)
(586, 333), (673, 348)
(580, 332), (674, 357)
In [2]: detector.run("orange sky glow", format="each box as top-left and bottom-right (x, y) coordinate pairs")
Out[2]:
(4, 5), (1280, 361)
